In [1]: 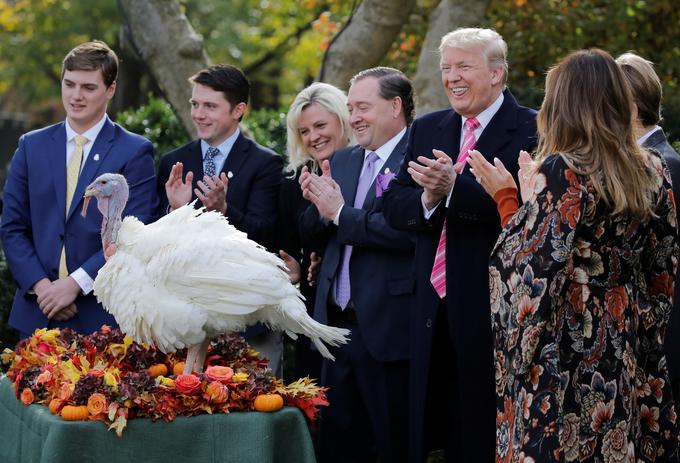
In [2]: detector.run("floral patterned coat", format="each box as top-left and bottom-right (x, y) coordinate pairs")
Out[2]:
(490, 153), (680, 462)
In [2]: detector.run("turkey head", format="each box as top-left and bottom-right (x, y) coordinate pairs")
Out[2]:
(82, 173), (129, 252)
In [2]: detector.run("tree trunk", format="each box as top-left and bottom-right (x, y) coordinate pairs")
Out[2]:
(319, 0), (416, 90)
(117, 0), (210, 137)
(413, 0), (490, 116)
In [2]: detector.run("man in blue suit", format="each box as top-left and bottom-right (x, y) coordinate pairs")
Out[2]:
(382, 29), (537, 462)
(1, 41), (158, 338)
(300, 67), (415, 463)
(157, 64), (284, 373)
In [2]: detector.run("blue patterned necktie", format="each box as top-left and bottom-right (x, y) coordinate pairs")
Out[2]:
(204, 146), (219, 177)
(335, 151), (380, 309)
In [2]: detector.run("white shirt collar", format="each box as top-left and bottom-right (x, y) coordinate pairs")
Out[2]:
(461, 91), (504, 133)
(200, 128), (240, 158)
(637, 126), (662, 145)
(364, 127), (407, 163)
(65, 114), (108, 145)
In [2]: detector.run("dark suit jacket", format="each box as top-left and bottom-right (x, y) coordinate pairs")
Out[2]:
(0, 118), (158, 335)
(643, 129), (680, 381)
(382, 89), (537, 461)
(157, 133), (283, 250)
(300, 133), (415, 362)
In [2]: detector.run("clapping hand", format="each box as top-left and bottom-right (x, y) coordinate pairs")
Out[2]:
(517, 150), (536, 203)
(301, 160), (344, 221)
(467, 150), (516, 197)
(407, 149), (459, 209)
(196, 173), (229, 215)
(165, 162), (194, 211)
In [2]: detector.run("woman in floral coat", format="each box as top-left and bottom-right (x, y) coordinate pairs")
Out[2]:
(484, 49), (680, 462)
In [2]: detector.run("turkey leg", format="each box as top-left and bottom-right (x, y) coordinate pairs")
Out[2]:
(184, 339), (210, 374)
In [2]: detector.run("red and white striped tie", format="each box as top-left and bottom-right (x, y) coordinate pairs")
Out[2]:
(430, 117), (480, 298)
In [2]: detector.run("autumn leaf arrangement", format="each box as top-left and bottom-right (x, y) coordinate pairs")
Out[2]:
(1, 326), (328, 436)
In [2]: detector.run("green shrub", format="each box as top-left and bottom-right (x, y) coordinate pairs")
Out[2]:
(673, 140), (680, 155)
(116, 96), (190, 165)
(242, 108), (288, 163)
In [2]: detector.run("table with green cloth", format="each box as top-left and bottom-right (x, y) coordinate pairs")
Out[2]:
(0, 376), (317, 463)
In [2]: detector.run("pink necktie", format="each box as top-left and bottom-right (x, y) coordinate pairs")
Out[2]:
(430, 117), (480, 298)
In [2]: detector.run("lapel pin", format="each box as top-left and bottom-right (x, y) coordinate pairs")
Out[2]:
(93, 154), (100, 161)
(227, 171), (234, 179)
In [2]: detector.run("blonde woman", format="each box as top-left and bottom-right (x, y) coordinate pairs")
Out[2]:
(478, 49), (680, 461)
(277, 82), (353, 378)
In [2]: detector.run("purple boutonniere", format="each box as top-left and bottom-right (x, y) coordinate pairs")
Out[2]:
(375, 169), (396, 198)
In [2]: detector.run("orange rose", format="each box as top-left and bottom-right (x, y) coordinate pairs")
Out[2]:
(20, 387), (34, 405)
(204, 366), (234, 383)
(174, 374), (202, 395)
(204, 381), (229, 403)
(87, 393), (108, 415)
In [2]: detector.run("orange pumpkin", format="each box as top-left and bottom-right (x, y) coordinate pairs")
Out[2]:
(172, 362), (185, 376)
(61, 405), (90, 421)
(48, 398), (63, 415)
(148, 363), (169, 378)
(254, 394), (284, 412)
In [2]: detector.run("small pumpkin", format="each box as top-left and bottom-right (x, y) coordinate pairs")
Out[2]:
(172, 362), (186, 376)
(48, 398), (64, 415)
(61, 405), (90, 421)
(254, 394), (284, 412)
(148, 363), (169, 378)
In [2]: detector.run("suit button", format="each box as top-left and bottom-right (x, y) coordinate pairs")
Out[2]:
(426, 318), (432, 328)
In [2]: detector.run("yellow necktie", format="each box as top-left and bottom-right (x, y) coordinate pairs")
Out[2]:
(59, 134), (89, 278)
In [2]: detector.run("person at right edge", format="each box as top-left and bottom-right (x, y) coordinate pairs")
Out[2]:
(616, 52), (680, 408)
(382, 28), (537, 462)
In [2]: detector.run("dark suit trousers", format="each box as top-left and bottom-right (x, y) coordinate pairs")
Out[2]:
(318, 307), (409, 463)
(424, 302), (496, 463)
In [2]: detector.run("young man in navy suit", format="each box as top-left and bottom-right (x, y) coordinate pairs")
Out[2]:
(1, 41), (158, 337)
(300, 67), (415, 463)
(383, 28), (537, 462)
(157, 64), (283, 373)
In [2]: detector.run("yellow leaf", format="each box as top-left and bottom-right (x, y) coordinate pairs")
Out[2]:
(60, 359), (83, 383)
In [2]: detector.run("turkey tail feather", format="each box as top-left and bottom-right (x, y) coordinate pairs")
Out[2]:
(272, 296), (350, 361)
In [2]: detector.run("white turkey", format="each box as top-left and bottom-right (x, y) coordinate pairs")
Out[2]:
(82, 173), (349, 373)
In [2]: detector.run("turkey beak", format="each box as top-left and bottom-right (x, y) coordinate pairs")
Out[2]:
(82, 187), (96, 217)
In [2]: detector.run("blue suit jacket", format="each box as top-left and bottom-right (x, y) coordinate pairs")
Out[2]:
(157, 134), (283, 251)
(0, 118), (158, 335)
(300, 133), (415, 362)
(382, 90), (537, 461)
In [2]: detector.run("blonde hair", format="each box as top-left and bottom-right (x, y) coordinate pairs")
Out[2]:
(439, 27), (508, 84)
(616, 52), (663, 127)
(536, 48), (655, 218)
(285, 83), (353, 172)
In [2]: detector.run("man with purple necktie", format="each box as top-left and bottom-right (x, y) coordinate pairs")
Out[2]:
(299, 67), (415, 463)
(383, 28), (537, 462)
